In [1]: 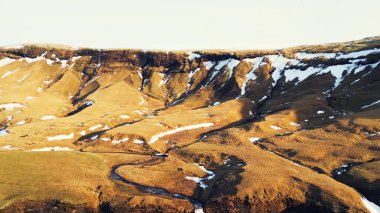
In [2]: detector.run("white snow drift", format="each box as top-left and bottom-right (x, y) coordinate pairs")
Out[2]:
(148, 123), (214, 144)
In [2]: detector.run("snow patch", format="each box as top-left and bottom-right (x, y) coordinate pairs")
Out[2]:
(295, 52), (336, 59)
(149, 123), (214, 144)
(1, 68), (20, 78)
(248, 137), (260, 143)
(133, 139), (144, 144)
(46, 59), (55, 66)
(41, 115), (57, 120)
(71, 56), (81, 62)
(204, 61), (215, 70)
(0, 129), (8, 136)
(91, 135), (99, 140)
(266, 55), (298, 86)
(188, 52), (201, 61)
(215, 59), (230, 70)
(17, 73), (31, 83)
(185, 176), (207, 188)
(139, 96), (146, 105)
(0, 57), (16, 68)
(43, 80), (53, 85)
(29, 146), (73, 152)
(60, 60), (68, 68)
(259, 96), (267, 102)
(362, 99), (380, 109)
(240, 57), (263, 96)
(185, 164), (215, 189)
(2, 144), (18, 150)
(226, 59), (240, 78)
(319, 64), (357, 88)
(112, 137), (129, 144)
(270, 125), (282, 130)
(289, 122), (301, 126)
(22, 51), (48, 64)
(119, 115), (130, 119)
(47, 133), (74, 141)
(337, 48), (380, 59)
(284, 66), (320, 83)
(16, 120), (26, 125)
(187, 68), (200, 90)
(158, 73), (166, 87)
(362, 197), (380, 213)
(89, 124), (102, 131)
(132, 110), (144, 115)
(26, 96), (36, 101)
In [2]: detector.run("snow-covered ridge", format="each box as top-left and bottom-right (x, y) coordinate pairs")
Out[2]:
(295, 48), (380, 60)
(190, 47), (380, 95)
(2, 46), (379, 104)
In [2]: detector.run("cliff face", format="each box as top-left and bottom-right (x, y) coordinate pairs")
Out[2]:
(0, 37), (380, 212)
(3, 38), (380, 107)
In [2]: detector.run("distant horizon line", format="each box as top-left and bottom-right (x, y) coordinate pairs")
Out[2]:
(2, 35), (379, 52)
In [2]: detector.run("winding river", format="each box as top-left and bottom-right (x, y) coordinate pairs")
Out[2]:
(110, 155), (204, 213)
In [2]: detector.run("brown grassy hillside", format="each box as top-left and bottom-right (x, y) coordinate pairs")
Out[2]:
(0, 37), (380, 212)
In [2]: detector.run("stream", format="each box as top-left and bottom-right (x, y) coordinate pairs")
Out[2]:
(110, 155), (204, 213)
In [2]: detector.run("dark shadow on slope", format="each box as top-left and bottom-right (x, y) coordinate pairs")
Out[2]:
(282, 183), (347, 213)
(72, 82), (100, 105)
(2, 199), (96, 213)
(65, 100), (94, 117)
(250, 61), (380, 208)
(334, 159), (380, 206)
(189, 155), (246, 208)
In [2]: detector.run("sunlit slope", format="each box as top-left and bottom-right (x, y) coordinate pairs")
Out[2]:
(0, 37), (379, 212)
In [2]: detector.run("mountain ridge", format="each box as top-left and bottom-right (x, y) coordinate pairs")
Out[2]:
(0, 37), (379, 212)
(2, 35), (380, 52)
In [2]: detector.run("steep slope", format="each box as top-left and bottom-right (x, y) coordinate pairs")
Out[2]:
(0, 37), (380, 212)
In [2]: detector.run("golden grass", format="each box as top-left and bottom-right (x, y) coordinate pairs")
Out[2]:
(0, 37), (379, 211)
(0, 152), (107, 209)
(175, 141), (367, 211)
(117, 156), (205, 197)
